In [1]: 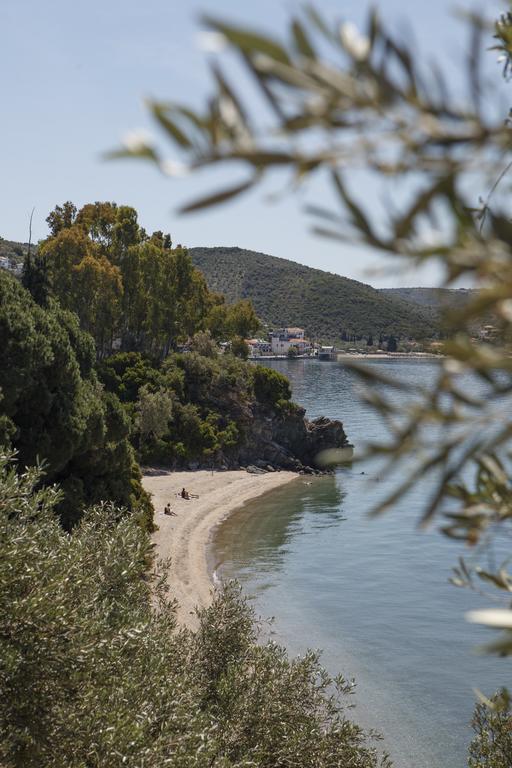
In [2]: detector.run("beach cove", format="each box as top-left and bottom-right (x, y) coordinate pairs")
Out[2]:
(144, 358), (509, 768)
(210, 359), (508, 768)
(143, 469), (298, 628)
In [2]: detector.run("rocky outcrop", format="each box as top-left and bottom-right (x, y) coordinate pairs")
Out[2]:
(187, 400), (352, 474)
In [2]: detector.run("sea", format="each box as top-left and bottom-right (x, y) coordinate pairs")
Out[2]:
(212, 359), (510, 768)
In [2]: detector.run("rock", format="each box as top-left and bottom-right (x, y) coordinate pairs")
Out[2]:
(246, 465), (267, 475)
(174, 377), (351, 476)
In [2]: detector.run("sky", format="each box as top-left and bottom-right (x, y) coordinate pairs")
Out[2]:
(1, 0), (503, 287)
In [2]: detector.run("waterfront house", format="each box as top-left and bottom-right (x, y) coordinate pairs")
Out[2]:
(270, 327), (312, 355)
(246, 338), (273, 356)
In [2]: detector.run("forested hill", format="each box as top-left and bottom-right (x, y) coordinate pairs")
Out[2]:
(189, 246), (437, 340)
(380, 287), (475, 310)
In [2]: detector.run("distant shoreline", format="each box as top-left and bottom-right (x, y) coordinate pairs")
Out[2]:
(250, 353), (443, 362)
(336, 352), (443, 360)
(143, 469), (298, 629)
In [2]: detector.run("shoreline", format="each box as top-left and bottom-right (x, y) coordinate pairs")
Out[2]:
(143, 469), (298, 629)
(250, 353), (443, 361)
(336, 353), (443, 360)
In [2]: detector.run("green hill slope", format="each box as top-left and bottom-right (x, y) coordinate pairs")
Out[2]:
(0, 237), (30, 265)
(380, 287), (475, 311)
(189, 246), (437, 341)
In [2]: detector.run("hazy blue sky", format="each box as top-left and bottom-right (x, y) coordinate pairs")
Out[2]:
(1, 0), (501, 286)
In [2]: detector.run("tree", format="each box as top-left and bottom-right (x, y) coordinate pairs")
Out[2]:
(135, 385), (173, 441)
(230, 335), (250, 359)
(468, 691), (512, 768)
(386, 335), (397, 353)
(0, 270), (150, 529)
(0, 453), (388, 768)
(190, 330), (218, 358)
(40, 202), (261, 359)
(226, 298), (260, 339)
(22, 251), (50, 307)
(46, 200), (77, 235)
(253, 365), (291, 406)
(72, 252), (123, 357)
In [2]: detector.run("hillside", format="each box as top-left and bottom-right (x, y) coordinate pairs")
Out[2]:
(0, 237), (30, 265)
(381, 287), (492, 335)
(380, 287), (475, 311)
(189, 246), (437, 341)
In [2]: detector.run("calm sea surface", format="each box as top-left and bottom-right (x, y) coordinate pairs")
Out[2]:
(212, 359), (510, 768)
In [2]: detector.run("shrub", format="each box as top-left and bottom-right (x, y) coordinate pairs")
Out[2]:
(253, 365), (292, 406)
(0, 272), (150, 530)
(0, 453), (389, 768)
(468, 690), (512, 768)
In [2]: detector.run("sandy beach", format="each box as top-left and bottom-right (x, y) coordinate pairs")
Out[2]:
(143, 469), (298, 628)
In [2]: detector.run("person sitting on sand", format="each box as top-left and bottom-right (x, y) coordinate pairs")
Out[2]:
(181, 488), (190, 500)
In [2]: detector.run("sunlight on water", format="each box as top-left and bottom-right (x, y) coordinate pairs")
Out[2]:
(213, 359), (509, 768)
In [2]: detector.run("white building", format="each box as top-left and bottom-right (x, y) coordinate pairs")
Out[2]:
(246, 338), (272, 356)
(270, 327), (312, 355)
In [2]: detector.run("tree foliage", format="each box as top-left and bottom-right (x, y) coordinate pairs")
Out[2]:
(98, 349), (297, 468)
(0, 453), (389, 768)
(468, 690), (512, 768)
(0, 271), (150, 529)
(39, 202), (258, 359)
(99, 350), (242, 465)
(253, 365), (292, 406)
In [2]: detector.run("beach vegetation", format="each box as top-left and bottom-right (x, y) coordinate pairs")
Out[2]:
(253, 365), (292, 406)
(0, 270), (151, 530)
(0, 452), (389, 768)
(99, 350), (294, 467)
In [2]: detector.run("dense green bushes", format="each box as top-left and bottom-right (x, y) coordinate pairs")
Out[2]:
(253, 365), (292, 406)
(0, 271), (151, 530)
(468, 691), (512, 768)
(98, 348), (267, 466)
(98, 349), (297, 468)
(0, 454), (389, 768)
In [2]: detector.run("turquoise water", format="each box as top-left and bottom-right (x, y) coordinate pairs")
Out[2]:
(213, 360), (510, 768)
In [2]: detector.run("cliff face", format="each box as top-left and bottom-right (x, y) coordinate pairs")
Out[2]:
(187, 399), (352, 474)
